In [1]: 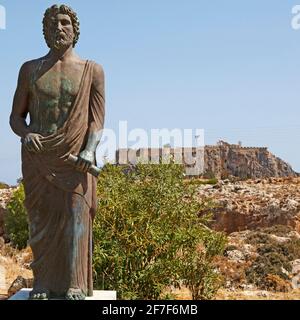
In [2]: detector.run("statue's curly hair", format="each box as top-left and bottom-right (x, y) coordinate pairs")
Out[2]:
(43, 4), (80, 48)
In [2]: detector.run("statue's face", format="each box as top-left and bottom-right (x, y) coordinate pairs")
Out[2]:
(49, 13), (75, 50)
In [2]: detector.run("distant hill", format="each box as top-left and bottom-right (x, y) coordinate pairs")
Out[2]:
(116, 140), (298, 179)
(204, 141), (298, 179)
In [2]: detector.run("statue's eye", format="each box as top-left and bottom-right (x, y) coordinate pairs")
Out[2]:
(61, 19), (71, 26)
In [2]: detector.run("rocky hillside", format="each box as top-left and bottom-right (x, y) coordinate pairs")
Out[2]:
(204, 141), (298, 179)
(1, 176), (300, 299)
(213, 225), (300, 298)
(198, 177), (300, 233)
(171, 225), (300, 300)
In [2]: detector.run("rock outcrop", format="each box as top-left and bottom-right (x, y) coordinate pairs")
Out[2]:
(204, 141), (298, 179)
(198, 177), (300, 233)
(7, 276), (33, 298)
(116, 140), (298, 179)
(214, 226), (300, 294)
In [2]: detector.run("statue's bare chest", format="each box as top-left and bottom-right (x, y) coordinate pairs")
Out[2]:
(28, 61), (86, 134)
(34, 64), (84, 101)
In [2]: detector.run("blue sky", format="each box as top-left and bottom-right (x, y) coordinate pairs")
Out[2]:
(1, 1), (300, 184)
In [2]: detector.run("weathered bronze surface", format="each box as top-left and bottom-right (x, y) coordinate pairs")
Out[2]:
(9, 4), (105, 300)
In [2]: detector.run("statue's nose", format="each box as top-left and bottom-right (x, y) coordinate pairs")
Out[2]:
(56, 22), (63, 31)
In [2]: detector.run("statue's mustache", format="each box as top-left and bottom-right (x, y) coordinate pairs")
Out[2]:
(55, 31), (67, 39)
(52, 31), (73, 46)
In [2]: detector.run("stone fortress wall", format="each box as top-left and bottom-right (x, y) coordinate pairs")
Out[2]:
(116, 140), (298, 179)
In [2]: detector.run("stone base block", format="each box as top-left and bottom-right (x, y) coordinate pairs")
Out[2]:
(9, 288), (117, 300)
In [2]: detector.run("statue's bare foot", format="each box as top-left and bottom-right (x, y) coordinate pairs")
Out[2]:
(65, 288), (86, 300)
(29, 289), (49, 300)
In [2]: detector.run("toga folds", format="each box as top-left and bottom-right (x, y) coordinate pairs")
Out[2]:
(21, 60), (105, 297)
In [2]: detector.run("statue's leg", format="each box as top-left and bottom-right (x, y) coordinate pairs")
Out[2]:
(65, 193), (90, 300)
(27, 183), (71, 299)
(27, 188), (54, 300)
(27, 181), (91, 300)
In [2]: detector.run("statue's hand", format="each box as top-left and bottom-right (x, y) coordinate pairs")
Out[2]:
(76, 150), (95, 173)
(23, 133), (44, 153)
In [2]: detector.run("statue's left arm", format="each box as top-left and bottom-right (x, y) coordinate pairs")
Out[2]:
(76, 63), (105, 172)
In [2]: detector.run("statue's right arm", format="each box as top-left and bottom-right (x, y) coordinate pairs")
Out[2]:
(9, 62), (31, 139)
(10, 62), (44, 153)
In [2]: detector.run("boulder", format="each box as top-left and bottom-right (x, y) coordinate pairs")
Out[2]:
(7, 276), (33, 298)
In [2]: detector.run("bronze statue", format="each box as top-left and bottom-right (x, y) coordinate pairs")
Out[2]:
(9, 4), (105, 300)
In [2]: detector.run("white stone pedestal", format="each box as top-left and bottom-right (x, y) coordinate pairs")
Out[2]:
(9, 288), (117, 300)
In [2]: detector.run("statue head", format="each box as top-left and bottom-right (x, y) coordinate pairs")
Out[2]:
(43, 4), (80, 49)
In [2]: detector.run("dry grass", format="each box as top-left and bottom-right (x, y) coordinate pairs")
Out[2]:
(215, 288), (300, 300)
(0, 240), (33, 296)
(165, 286), (300, 300)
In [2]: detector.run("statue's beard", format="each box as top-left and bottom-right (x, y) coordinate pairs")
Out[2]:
(50, 31), (74, 50)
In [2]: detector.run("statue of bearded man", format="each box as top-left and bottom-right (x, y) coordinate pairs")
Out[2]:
(9, 4), (105, 300)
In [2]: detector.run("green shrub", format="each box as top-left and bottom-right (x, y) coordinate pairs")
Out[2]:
(245, 252), (291, 289)
(188, 178), (218, 186)
(4, 184), (29, 249)
(93, 162), (226, 300)
(263, 274), (291, 292)
(223, 244), (239, 255)
(202, 170), (216, 180)
(246, 232), (270, 245)
(245, 227), (300, 290)
(258, 225), (293, 237)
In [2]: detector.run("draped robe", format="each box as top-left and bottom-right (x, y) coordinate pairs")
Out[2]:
(21, 60), (105, 297)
